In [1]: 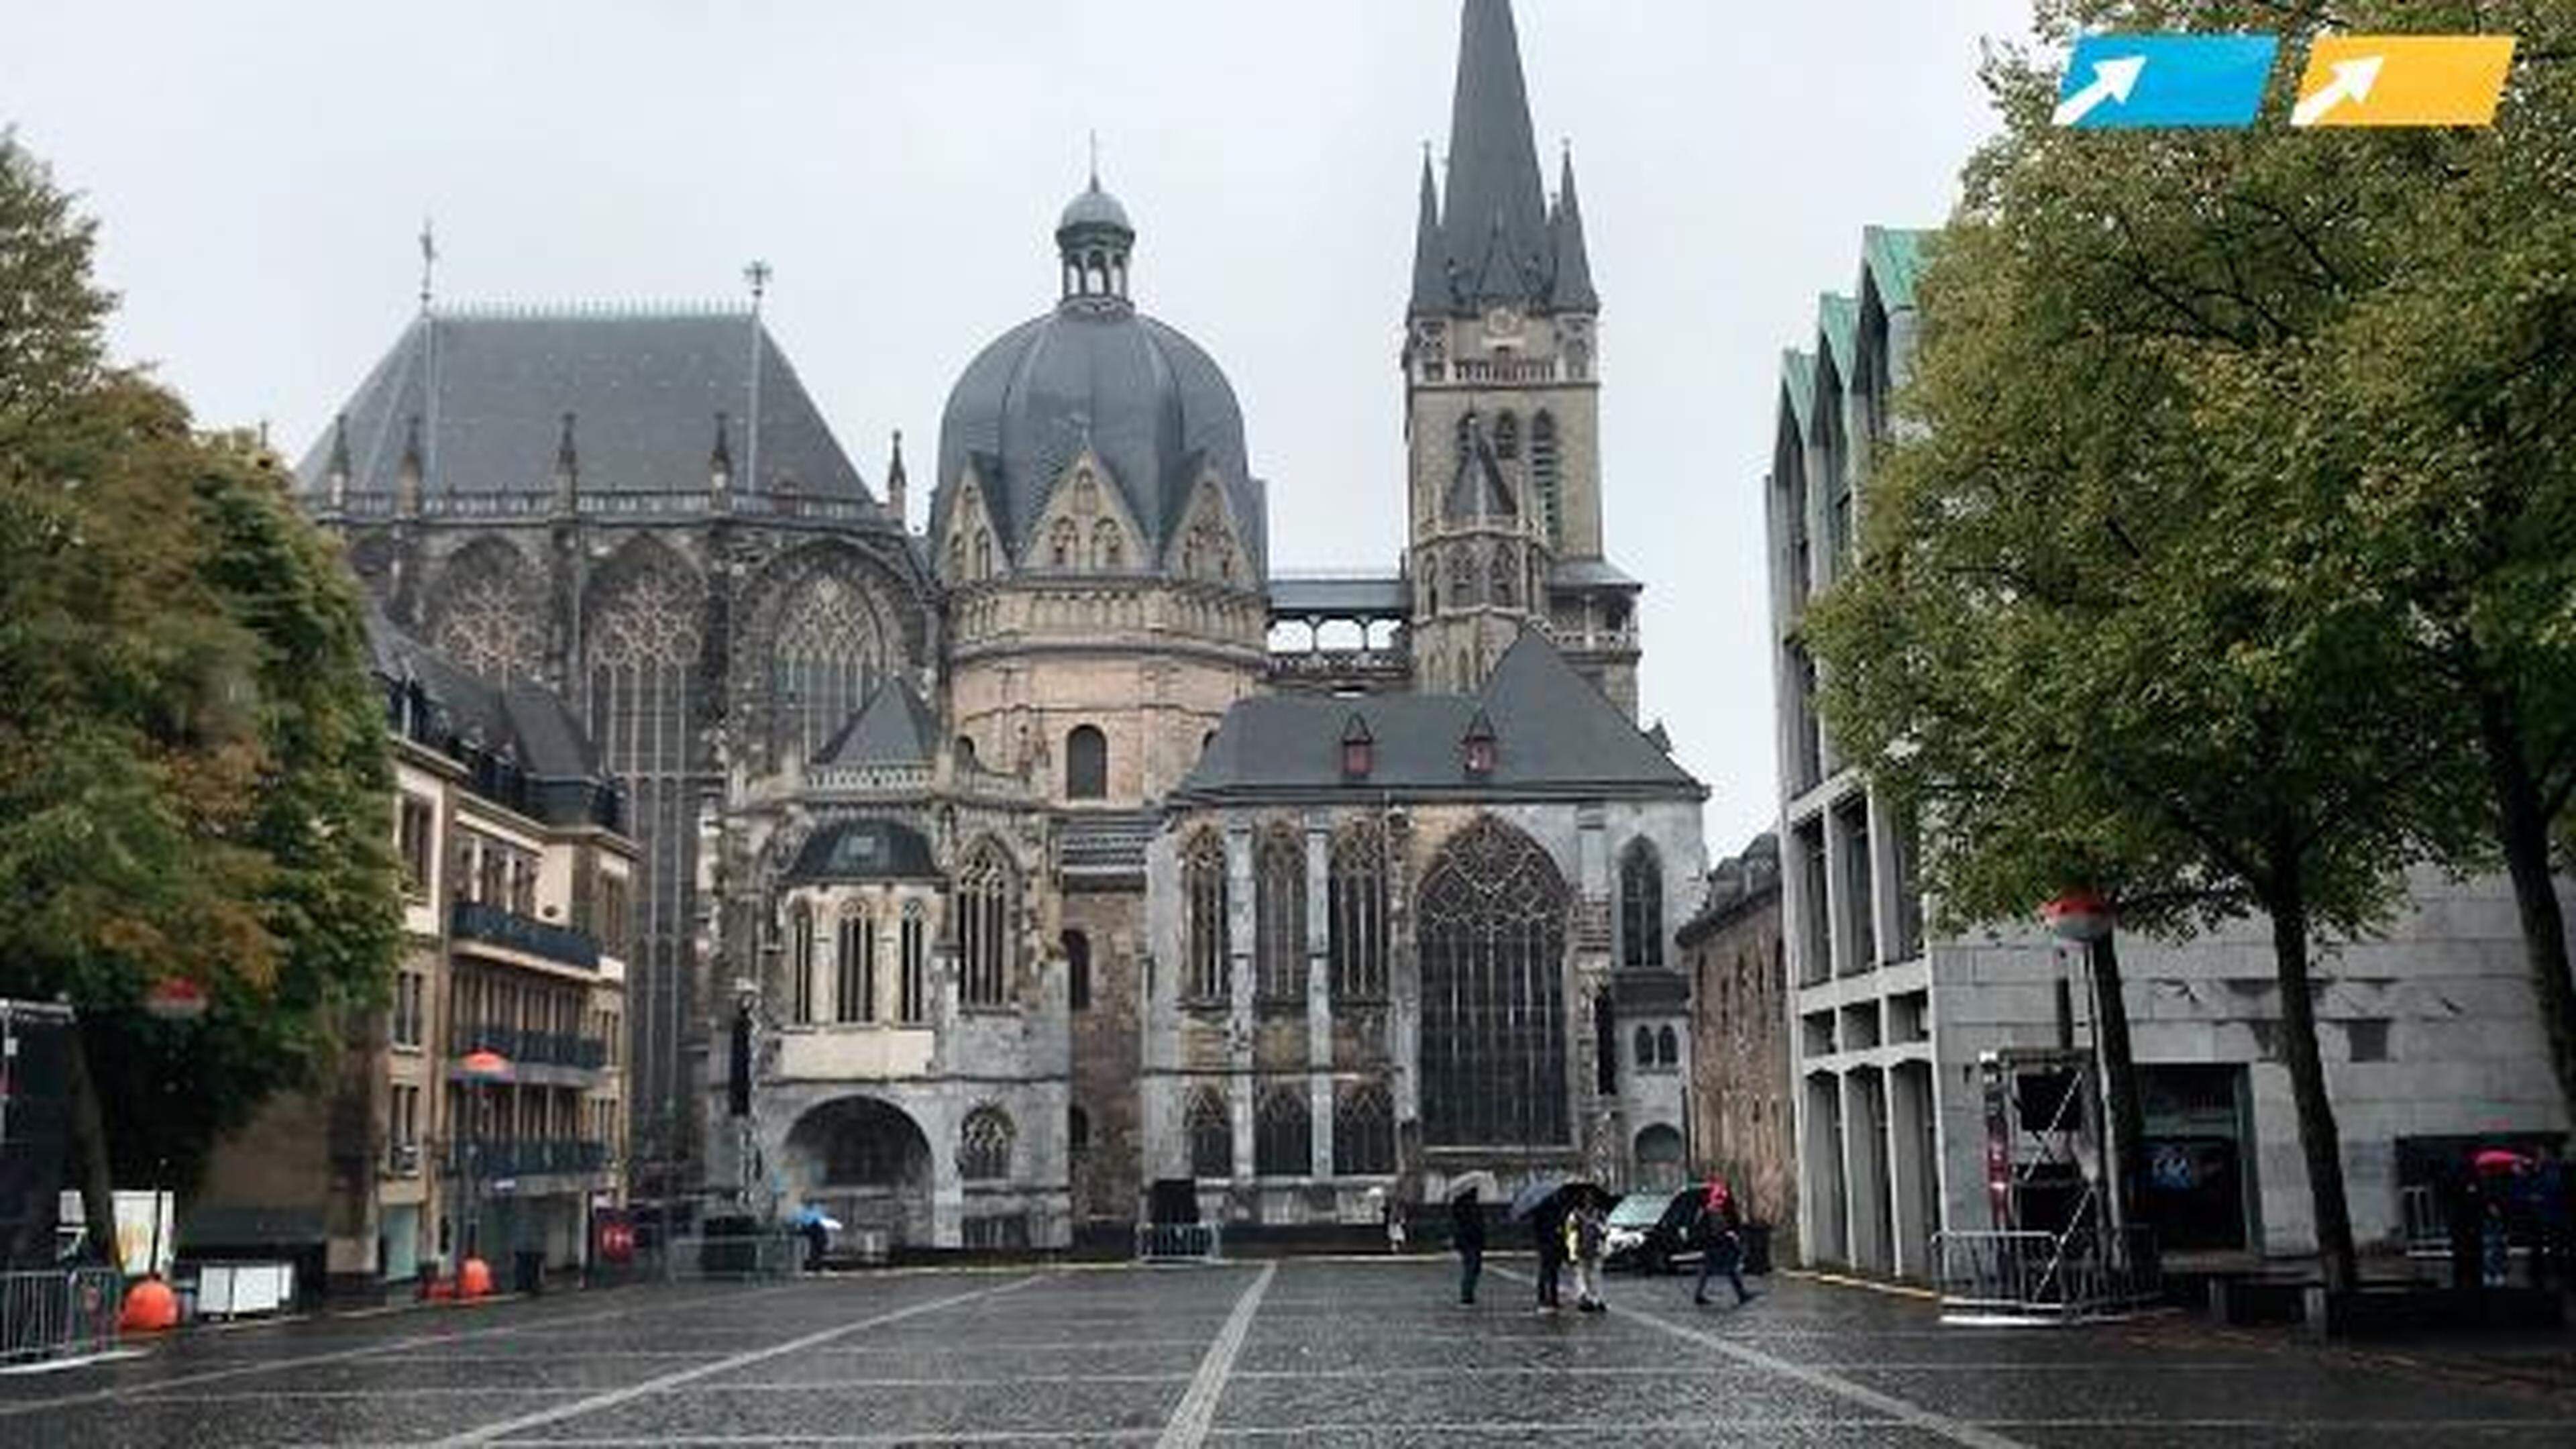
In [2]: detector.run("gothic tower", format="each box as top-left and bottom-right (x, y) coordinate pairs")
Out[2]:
(1404, 0), (1640, 714)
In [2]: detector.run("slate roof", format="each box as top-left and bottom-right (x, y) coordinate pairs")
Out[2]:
(1443, 421), (1518, 521)
(1063, 810), (1157, 886)
(1175, 631), (1703, 803)
(366, 610), (619, 829)
(1411, 0), (1597, 317)
(1269, 573), (1410, 616)
(784, 818), (940, 883)
(296, 307), (873, 502)
(1549, 557), (1639, 592)
(816, 677), (939, 768)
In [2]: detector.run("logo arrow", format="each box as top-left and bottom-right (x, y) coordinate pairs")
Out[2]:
(2292, 54), (2385, 125)
(2053, 54), (2149, 126)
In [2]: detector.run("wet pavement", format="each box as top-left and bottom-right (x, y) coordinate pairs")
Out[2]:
(0, 1259), (2568, 1446)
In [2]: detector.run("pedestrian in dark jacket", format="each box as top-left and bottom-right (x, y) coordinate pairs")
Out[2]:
(1694, 1181), (1752, 1307)
(1532, 1199), (1565, 1310)
(1452, 1191), (1486, 1305)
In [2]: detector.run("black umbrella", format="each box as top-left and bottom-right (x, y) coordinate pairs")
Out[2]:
(1508, 1174), (1570, 1222)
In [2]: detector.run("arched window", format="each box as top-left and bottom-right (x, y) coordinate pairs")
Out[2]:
(959, 1106), (1014, 1181)
(1333, 1083), (1395, 1176)
(1064, 928), (1091, 1012)
(1448, 550), (1477, 608)
(770, 572), (882, 767)
(1328, 822), (1388, 1002)
(1254, 1086), (1311, 1178)
(1418, 817), (1569, 1146)
(836, 905), (874, 1024)
(1619, 839), (1664, 969)
(957, 841), (1016, 1009)
(1531, 411), (1561, 547)
(1065, 725), (1107, 800)
(1092, 519), (1122, 571)
(1254, 825), (1305, 1004)
(1183, 829), (1228, 1002)
(1494, 411), (1519, 460)
(1635, 1123), (1684, 1191)
(955, 735), (978, 771)
(1454, 649), (1472, 692)
(1187, 1086), (1231, 1179)
(1632, 1025), (1654, 1077)
(973, 531), (993, 578)
(1049, 519), (1077, 570)
(790, 902), (816, 1024)
(1489, 542), (1517, 609)
(1658, 1025), (1679, 1067)
(948, 533), (965, 582)
(899, 900), (928, 1023)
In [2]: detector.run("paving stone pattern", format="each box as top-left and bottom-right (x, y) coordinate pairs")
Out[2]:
(0, 1263), (2567, 1446)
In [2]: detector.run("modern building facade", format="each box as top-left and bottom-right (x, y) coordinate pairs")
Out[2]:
(1768, 230), (2571, 1279)
(299, 0), (1703, 1250)
(190, 616), (632, 1292)
(1682, 833), (1792, 1256)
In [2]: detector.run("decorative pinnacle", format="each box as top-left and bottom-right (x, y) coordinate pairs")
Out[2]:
(744, 259), (772, 304)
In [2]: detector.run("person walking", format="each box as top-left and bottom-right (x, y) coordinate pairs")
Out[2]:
(1452, 1189), (1486, 1305)
(1385, 1197), (1409, 1255)
(1570, 1199), (1608, 1313)
(1532, 1197), (1565, 1311)
(1694, 1180), (1754, 1307)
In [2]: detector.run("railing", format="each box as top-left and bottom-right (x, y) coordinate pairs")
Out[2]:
(1267, 649), (1413, 680)
(445, 1138), (612, 1179)
(0, 1269), (120, 1365)
(315, 488), (887, 525)
(450, 900), (601, 971)
(1932, 1227), (2163, 1324)
(455, 1024), (610, 1070)
(1135, 1222), (1225, 1263)
(1450, 356), (1560, 384)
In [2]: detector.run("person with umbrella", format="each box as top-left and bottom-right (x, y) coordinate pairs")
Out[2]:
(791, 1205), (841, 1273)
(1509, 1175), (1571, 1311)
(1448, 1174), (1493, 1305)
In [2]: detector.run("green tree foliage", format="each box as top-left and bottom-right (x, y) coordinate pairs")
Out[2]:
(1804, 0), (2576, 1289)
(0, 134), (400, 1238)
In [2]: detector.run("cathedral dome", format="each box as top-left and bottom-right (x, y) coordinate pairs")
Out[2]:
(934, 178), (1265, 582)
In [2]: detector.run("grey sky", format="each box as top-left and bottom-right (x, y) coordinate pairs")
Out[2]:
(7, 0), (2031, 855)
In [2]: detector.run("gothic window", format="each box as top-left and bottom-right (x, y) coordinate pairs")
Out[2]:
(1530, 411), (1562, 547)
(1332, 1083), (1396, 1176)
(1328, 821), (1388, 1002)
(1494, 411), (1519, 460)
(790, 903), (816, 1024)
(1448, 550), (1477, 609)
(1064, 928), (1091, 1012)
(770, 571), (881, 767)
(1632, 1026), (1654, 1077)
(427, 541), (544, 682)
(1417, 816), (1569, 1147)
(1595, 988), (1617, 1095)
(957, 842), (1016, 1009)
(973, 531), (993, 578)
(1187, 1087), (1231, 1179)
(1049, 519), (1077, 570)
(1454, 649), (1471, 692)
(899, 901), (927, 1023)
(1658, 1025), (1679, 1067)
(959, 1106), (1014, 1181)
(1254, 1087), (1311, 1178)
(1619, 839), (1665, 969)
(1253, 825), (1305, 1005)
(835, 905), (873, 1024)
(1066, 725), (1107, 800)
(1182, 829), (1228, 1002)
(1091, 519), (1122, 571)
(1489, 542), (1518, 609)
(948, 533), (965, 582)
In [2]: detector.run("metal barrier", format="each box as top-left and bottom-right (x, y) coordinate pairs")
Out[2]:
(1135, 1222), (1224, 1263)
(1932, 1228), (2162, 1324)
(0, 1269), (121, 1364)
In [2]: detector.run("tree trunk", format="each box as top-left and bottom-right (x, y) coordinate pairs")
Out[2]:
(2268, 878), (2356, 1293)
(2089, 932), (2149, 1263)
(62, 1023), (122, 1274)
(2475, 682), (2576, 1130)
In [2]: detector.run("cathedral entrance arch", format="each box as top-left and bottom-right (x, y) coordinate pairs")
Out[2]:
(782, 1096), (934, 1248)
(1417, 816), (1570, 1150)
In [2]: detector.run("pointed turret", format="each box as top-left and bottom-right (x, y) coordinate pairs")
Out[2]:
(710, 411), (734, 493)
(553, 411), (580, 511)
(1436, 0), (1550, 312)
(1550, 146), (1597, 313)
(1410, 147), (1448, 313)
(885, 428), (908, 528)
(325, 411), (352, 509)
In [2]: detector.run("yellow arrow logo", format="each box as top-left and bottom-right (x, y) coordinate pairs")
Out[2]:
(2293, 36), (2514, 127)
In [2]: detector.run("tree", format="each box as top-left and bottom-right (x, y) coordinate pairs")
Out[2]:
(0, 135), (400, 1260)
(1799, 0), (2576, 1291)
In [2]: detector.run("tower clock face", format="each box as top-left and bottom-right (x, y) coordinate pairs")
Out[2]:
(1483, 306), (1524, 341)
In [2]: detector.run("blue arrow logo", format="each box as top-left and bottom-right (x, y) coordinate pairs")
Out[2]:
(2054, 34), (2279, 129)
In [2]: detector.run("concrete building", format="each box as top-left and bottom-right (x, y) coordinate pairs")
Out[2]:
(298, 0), (1702, 1249)
(189, 616), (632, 1293)
(1768, 229), (2572, 1280)
(1681, 833), (1792, 1254)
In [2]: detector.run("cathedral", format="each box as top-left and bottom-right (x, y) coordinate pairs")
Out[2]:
(298, 0), (1706, 1249)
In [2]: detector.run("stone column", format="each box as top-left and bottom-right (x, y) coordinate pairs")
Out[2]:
(1305, 814), (1334, 1179)
(1226, 822), (1254, 1187)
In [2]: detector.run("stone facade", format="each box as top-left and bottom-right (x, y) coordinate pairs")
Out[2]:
(1680, 834), (1792, 1255)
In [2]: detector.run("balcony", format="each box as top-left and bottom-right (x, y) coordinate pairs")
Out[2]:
(453, 1024), (610, 1071)
(450, 900), (600, 971)
(443, 1138), (612, 1180)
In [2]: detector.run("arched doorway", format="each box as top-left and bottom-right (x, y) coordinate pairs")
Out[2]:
(1633, 1123), (1684, 1191)
(783, 1097), (934, 1248)
(1416, 816), (1570, 1148)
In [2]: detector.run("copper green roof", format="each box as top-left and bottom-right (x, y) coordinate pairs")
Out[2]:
(1780, 349), (1817, 439)
(1817, 292), (1860, 380)
(1862, 227), (1933, 311)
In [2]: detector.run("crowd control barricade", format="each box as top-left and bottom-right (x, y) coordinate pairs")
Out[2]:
(1933, 1226), (2161, 1324)
(0, 1268), (119, 1364)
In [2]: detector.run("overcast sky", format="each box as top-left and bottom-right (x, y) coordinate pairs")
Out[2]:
(7, 0), (2031, 857)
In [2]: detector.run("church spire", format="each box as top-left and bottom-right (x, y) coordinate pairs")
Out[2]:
(1434, 0), (1550, 313)
(1551, 144), (1597, 313)
(1410, 145), (1447, 314)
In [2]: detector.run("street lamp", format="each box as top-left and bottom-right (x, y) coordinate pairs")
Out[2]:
(458, 1047), (513, 1296)
(2039, 891), (2136, 1271)
(118, 977), (209, 1332)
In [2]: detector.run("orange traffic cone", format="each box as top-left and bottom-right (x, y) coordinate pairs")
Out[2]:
(458, 1256), (493, 1299)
